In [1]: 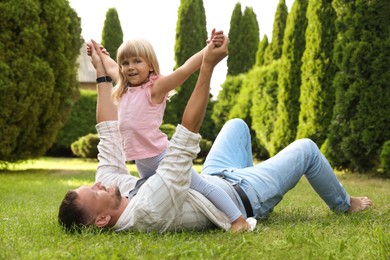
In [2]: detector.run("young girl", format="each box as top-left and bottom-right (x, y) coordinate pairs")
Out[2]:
(88, 32), (255, 231)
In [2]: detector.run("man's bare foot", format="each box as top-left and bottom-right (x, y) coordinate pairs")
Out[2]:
(346, 196), (372, 213)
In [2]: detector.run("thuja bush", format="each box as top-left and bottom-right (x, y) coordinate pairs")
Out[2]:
(71, 133), (99, 159)
(380, 141), (390, 176)
(160, 123), (212, 161)
(160, 124), (176, 139)
(198, 139), (212, 162)
(0, 0), (82, 162)
(70, 124), (212, 161)
(48, 89), (97, 156)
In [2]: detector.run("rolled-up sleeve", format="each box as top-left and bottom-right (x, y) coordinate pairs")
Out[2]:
(95, 121), (137, 193)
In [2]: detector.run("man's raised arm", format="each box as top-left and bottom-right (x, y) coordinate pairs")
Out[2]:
(89, 40), (118, 123)
(181, 34), (228, 133)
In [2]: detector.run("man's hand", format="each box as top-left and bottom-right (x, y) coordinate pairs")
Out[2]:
(203, 34), (228, 68)
(90, 39), (118, 123)
(206, 28), (224, 47)
(181, 34), (229, 133)
(89, 39), (120, 83)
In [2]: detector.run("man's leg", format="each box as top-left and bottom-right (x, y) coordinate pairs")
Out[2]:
(230, 139), (371, 217)
(202, 118), (253, 175)
(247, 138), (351, 213)
(203, 120), (371, 217)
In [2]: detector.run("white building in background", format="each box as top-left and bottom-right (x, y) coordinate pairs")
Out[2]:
(76, 42), (96, 90)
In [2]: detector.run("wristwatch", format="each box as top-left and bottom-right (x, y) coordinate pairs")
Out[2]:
(96, 76), (113, 83)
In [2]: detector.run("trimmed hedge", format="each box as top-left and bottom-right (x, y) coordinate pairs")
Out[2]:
(47, 89), (97, 156)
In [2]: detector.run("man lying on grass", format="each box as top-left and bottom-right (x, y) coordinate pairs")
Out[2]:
(58, 34), (372, 234)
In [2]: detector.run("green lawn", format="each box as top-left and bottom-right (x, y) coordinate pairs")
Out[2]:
(0, 157), (389, 259)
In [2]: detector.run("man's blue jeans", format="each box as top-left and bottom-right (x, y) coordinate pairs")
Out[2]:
(202, 119), (350, 218)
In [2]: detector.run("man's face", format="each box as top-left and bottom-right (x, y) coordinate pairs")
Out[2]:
(75, 182), (122, 217)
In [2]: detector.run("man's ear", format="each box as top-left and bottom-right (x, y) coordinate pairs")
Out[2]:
(95, 214), (111, 228)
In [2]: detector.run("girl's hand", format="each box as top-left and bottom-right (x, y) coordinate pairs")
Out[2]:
(87, 41), (104, 69)
(87, 41), (110, 57)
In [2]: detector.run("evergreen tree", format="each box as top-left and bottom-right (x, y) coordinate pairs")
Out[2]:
(227, 3), (243, 76)
(270, 0), (308, 153)
(229, 71), (256, 123)
(247, 0), (287, 156)
(201, 98), (217, 141)
(227, 4), (259, 75)
(48, 90), (97, 156)
(296, 0), (336, 147)
(0, 0), (82, 162)
(255, 35), (269, 67)
(101, 8), (123, 61)
(322, 0), (390, 170)
(229, 68), (268, 159)
(263, 0), (288, 65)
(164, 0), (207, 125)
(251, 60), (281, 156)
(213, 3), (260, 135)
(239, 7), (260, 72)
(212, 75), (245, 131)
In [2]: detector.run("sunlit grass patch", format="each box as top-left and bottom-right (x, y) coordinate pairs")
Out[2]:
(0, 157), (389, 259)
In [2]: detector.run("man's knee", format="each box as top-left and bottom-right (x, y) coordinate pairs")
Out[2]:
(293, 138), (319, 153)
(224, 118), (249, 132)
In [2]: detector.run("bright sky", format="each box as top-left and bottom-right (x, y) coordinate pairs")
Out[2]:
(69, 0), (294, 97)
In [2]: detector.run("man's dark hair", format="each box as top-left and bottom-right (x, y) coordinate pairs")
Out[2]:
(58, 190), (89, 232)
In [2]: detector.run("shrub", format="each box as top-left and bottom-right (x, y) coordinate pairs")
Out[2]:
(47, 89), (97, 156)
(71, 133), (99, 159)
(69, 124), (212, 161)
(380, 141), (390, 176)
(198, 139), (212, 162)
(161, 123), (212, 161)
(160, 124), (176, 139)
(0, 0), (82, 162)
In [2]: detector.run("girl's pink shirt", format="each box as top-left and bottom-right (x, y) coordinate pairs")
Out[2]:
(118, 75), (169, 161)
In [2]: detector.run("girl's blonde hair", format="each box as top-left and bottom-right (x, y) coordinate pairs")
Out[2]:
(112, 38), (160, 103)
